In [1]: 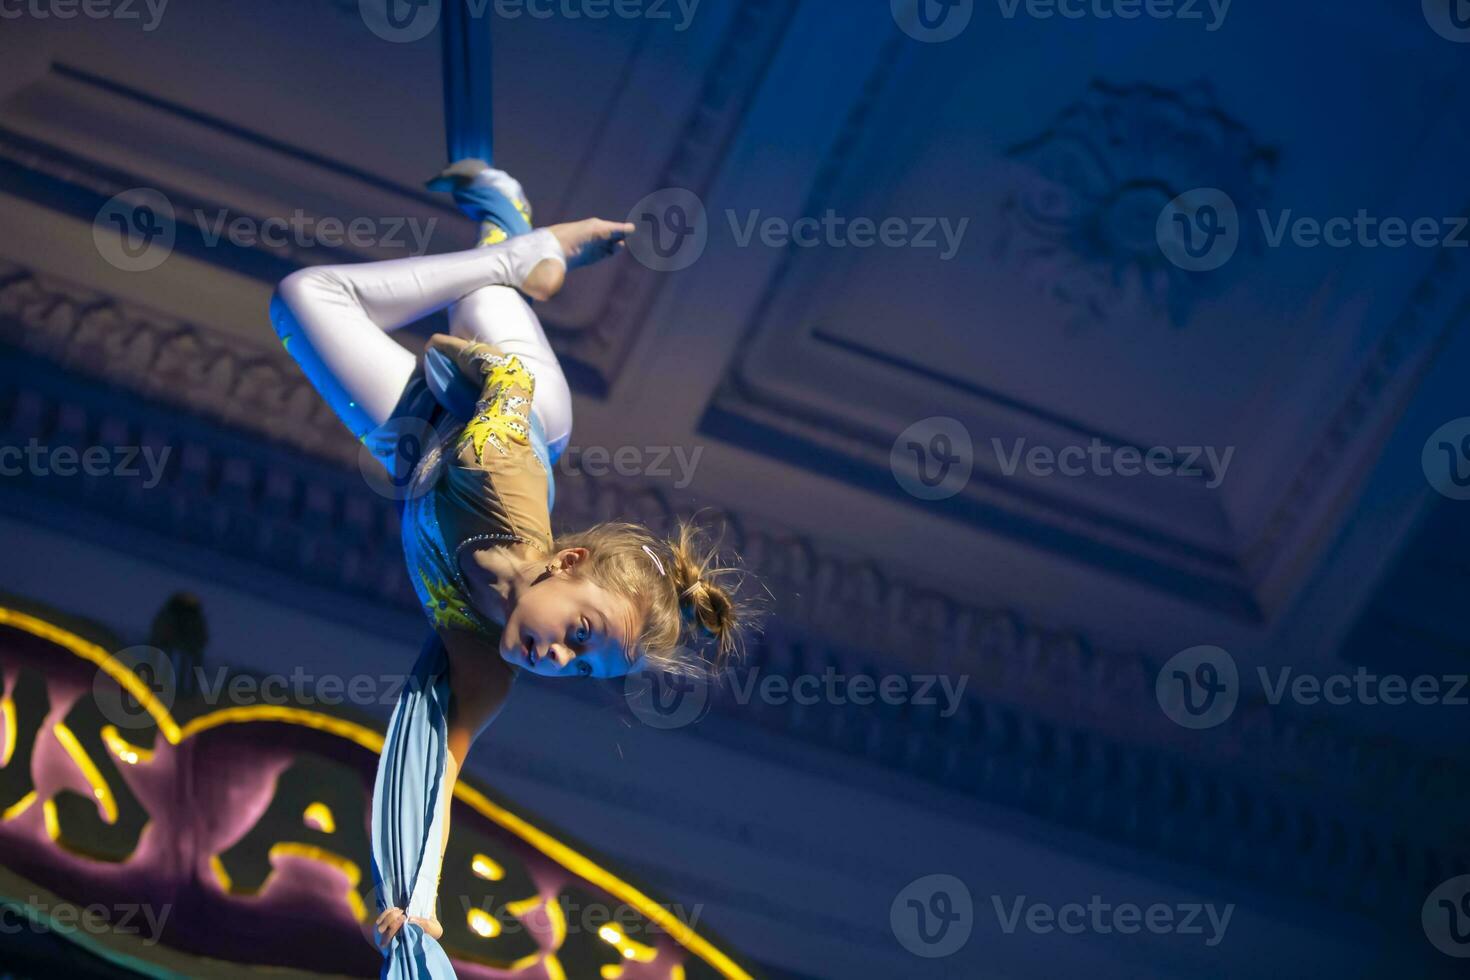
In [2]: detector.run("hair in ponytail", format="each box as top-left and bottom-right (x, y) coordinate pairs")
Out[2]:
(549, 518), (752, 676)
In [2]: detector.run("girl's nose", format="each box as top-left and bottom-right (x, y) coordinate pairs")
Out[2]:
(547, 645), (573, 668)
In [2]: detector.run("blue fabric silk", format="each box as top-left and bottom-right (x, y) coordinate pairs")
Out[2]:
(372, 178), (546, 979)
(369, 635), (456, 979)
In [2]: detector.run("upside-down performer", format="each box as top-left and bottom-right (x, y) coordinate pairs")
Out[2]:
(268, 162), (746, 978)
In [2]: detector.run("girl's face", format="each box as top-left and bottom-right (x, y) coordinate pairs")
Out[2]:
(499, 550), (643, 678)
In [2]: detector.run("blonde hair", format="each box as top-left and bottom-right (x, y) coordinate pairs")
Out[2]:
(550, 519), (750, 676)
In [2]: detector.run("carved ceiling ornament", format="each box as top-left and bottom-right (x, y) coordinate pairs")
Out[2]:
(999, 79), (1278, 328)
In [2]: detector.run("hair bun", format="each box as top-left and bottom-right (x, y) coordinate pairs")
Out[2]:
(667, 522), (746, 668)
(547, 518), (756, 677)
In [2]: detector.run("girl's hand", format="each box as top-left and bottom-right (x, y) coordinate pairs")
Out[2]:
(374, 907), (444, 949)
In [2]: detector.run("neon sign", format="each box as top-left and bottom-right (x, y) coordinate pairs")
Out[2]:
(0, 606), (747, 979)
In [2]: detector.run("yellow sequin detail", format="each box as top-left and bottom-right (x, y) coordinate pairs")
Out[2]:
(418, 566), (480, 633)
(458, 353), (535, 463)
(476, 198), (533, 248)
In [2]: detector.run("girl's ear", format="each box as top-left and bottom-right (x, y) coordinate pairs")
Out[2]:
(554, 547), (591, 570)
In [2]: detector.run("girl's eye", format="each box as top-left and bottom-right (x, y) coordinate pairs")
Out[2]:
(575, 621), (590, 643)
(576, 660), (592, 678)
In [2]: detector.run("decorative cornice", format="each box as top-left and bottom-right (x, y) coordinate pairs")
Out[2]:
(0, 261), (352, 463)
(0, 16), (801, 396)
(1242, 232), (1470, 584)
(545, 0), (802, 391)
(0, 63), (467, 276)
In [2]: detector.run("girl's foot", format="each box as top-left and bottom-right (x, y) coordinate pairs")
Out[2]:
(427, 160), (534, 246)
(520, 218), (636, 301)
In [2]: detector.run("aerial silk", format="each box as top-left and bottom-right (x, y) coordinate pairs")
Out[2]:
(440, 0), (495, 166)
(368, 179), (545, 980)
(370, 8), (536, 973)
(370, 635), (456, 978)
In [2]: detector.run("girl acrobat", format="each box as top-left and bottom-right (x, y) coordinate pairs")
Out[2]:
(269, 162), (747, 977)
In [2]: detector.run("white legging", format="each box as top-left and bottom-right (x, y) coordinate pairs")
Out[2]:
(269, 230), (572, 459)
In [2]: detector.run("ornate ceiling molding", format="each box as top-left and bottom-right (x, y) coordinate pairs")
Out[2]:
(543, 0), (802, 392)
(705, 66), (1470, 631)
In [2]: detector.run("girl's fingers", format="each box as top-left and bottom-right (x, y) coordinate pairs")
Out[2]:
(375, 907), (409, 948)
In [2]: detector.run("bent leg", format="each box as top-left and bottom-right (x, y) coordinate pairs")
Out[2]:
(270, 231), (563, 438)
(448, 286), (573, 460)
